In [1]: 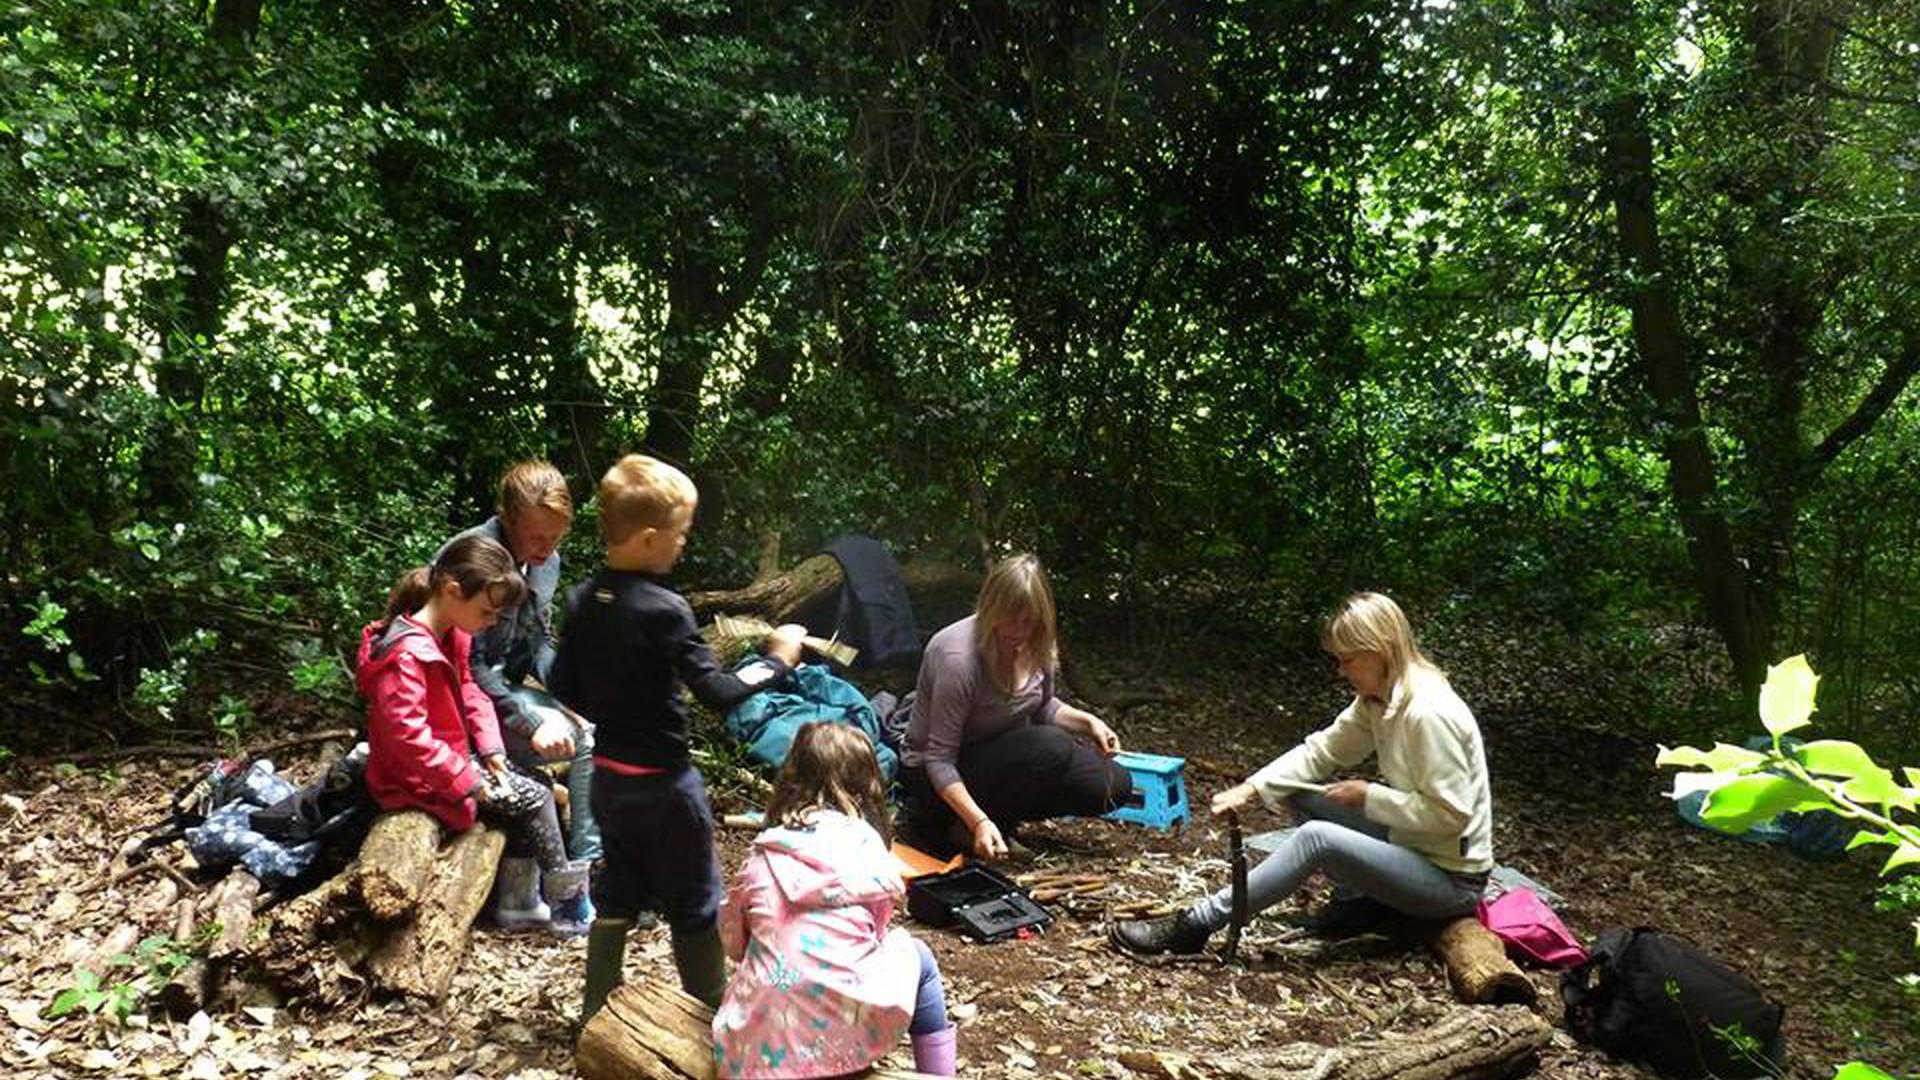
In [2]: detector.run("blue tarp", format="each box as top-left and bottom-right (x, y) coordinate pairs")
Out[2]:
(724, 662), (898, 780)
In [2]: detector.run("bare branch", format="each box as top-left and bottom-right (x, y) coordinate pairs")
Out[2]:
(1806, 329), (1920, 477)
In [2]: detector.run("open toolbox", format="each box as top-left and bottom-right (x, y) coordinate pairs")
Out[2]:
(905, 864), (1053, 943)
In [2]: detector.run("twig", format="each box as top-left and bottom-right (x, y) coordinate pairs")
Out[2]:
(1311, 970), (1380, 1025)
(21, 727), (356, 768)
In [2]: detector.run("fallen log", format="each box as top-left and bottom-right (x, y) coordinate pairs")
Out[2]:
(160, 958), (214, 1020)
(78, 924), (140, 983)
(577, 978), (939, 1080)
(353, 810), (442, 921)
(686, 553), (844, 623)
(1121, 1004), (1549, 1080)
(1427, 917), (1536, 1006)
(210, 870), (261, 960)
(364, 823), (504, 1000)
(257, 812), (499, 1006)
(255, 865), (373, 1007)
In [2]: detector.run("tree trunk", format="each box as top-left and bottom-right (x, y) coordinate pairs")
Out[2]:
(1593, 23), (1761, 692)
(576, 978), (937, 1080)
(142, 0), (260, 515)
(1121, 1004), (1550, 1080)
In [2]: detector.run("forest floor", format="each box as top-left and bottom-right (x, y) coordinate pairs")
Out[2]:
(1, 605), (1915, 1079)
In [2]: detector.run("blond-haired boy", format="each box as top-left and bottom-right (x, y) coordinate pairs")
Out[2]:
(552, 455), (802, 1021)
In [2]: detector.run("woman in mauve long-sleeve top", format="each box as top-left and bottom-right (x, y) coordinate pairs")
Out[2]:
(899, 554), (1133, 859)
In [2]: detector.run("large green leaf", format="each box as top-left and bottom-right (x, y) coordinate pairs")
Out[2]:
(1700, 774), (1830, 833)
(1831, 1063), (1896, 1080)
(1882, 842), (1920, 876)
(1656, 743), (1767, 772)
(1846, 829), (1896, 851)
(1757, 655), (1818, 736)
(1793, 739), (1878, 780)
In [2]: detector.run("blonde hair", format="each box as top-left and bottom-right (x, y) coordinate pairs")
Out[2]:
(497, 460), (573, 523)
(764, 723), (893, 845)
(972, 553), (1059, 691)
(596, 454), (697, 545)
(1320, 592), (1438, 694)
(384, 535), (527, 621)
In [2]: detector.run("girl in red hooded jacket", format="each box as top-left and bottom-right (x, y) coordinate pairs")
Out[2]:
(355, 535), (589, 935)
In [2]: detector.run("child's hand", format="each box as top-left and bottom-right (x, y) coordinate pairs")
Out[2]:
(765, 623), (806, 668)
(530, 716), (576, 760)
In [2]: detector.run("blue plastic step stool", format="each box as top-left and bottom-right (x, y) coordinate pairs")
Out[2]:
(1104, 751), (1189, 831)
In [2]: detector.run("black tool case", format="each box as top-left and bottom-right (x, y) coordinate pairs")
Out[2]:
(905, 864), (1052, 943)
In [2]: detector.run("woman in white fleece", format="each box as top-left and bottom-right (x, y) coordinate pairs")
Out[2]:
(1111, 592), (1492, 955)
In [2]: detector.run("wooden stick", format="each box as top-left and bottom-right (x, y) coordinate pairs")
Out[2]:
(23, 728), (356, 768)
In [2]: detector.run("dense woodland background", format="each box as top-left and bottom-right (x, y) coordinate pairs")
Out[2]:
(4, 0), (1918, 760)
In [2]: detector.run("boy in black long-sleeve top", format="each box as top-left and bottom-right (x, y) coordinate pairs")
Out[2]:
(554, 453), (803, 1022)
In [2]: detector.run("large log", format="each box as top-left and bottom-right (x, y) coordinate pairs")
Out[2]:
(1122, 1005), (1550, 1080)
(1427, 917), (1536, 1006)
(685, 553), (844, 622)
(353, 810), (443, 921)
(255, 866), (375, 1007)
(364, 823), (504, 1000)
(576, 978), (938, 1080)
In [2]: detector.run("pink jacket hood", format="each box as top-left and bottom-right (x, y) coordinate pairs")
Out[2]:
(751, 811), (906, 911)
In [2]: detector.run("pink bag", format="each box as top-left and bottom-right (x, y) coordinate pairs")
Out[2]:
(1476, 885), (1588, 969)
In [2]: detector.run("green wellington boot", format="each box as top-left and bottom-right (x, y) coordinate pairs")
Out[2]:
(581, 917), (632, 1024)
(669, 926), (727, 1009)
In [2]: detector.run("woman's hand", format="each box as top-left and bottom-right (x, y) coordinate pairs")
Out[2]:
(530, 715), (576, 760)
(1084, 716), (1121, 755)
(1211, 782), (1259, 819)
(1325, 779), (1370, 810)
(970, 816), (1008, 860)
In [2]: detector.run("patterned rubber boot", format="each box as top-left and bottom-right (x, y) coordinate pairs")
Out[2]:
(490, 856), (551, 931)
(542, 859), (594, 937)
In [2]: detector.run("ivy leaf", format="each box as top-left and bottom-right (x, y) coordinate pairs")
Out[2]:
(1846, 829), (1897, 851)
(1700, 774), (1829, 833)
(1832, 1063), (1897, 1080)
(1757, 655), (1818, 736)
(1841, 766), (1909, 812)
(1882, 842), (1920, 876)
(1793, 739), (1877, 780)
(1656, 743), (1767, 772)
(44, 986), (90, 1018)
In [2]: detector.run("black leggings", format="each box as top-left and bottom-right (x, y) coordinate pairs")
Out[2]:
(474, 758), (567, 872)
(903, 723), (1132, 840)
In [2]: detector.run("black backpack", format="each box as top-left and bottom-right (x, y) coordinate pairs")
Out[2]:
(1560, 927), (1786, 1079)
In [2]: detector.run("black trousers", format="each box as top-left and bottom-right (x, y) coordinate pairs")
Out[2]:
(902, 723), (1132, 848)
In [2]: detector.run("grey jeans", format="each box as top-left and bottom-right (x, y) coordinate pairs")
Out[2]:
(502, 686), (602, 861)
(1190, 791), (1484, 930)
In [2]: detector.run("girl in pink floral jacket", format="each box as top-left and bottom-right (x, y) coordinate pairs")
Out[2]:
(714, 723), (957, 1077)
